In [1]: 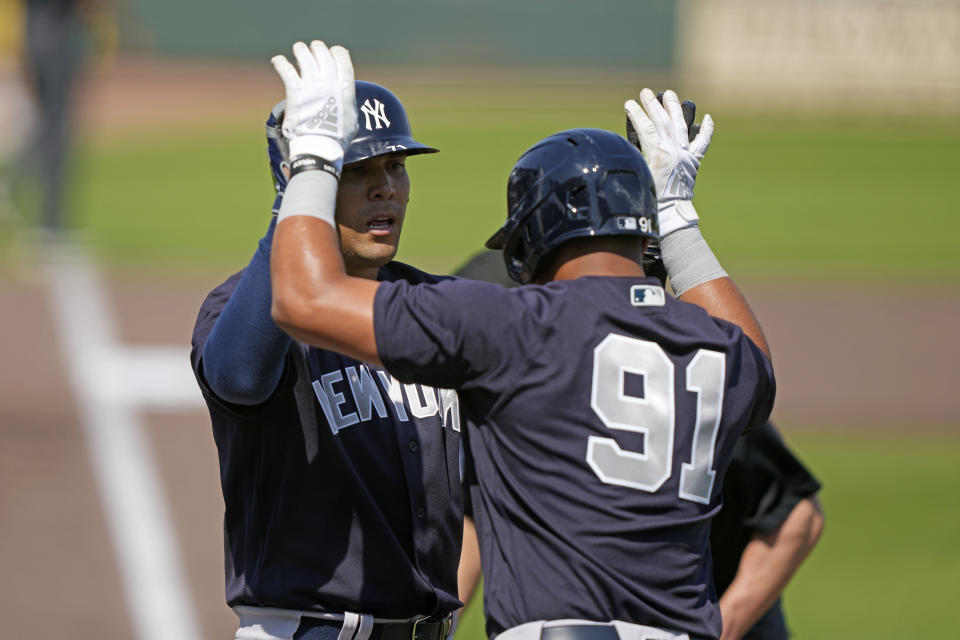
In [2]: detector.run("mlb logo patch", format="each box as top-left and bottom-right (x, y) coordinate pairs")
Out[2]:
(630, 284), (665, 307)
(616, 217), (638, 231)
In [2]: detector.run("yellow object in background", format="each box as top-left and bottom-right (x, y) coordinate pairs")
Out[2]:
(0, 0), (24, 63)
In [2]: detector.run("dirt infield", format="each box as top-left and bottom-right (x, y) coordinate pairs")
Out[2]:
(1, 58), (958, 638)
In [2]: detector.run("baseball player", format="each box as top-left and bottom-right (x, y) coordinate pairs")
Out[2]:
(267, 40), (775, 640)
(453, 247), (823, 640)
(453, 98), (824, 640)
(190, 77), (462, 640)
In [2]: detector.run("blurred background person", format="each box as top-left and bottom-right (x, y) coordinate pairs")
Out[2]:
(0, 0), (32, 223)
(14, 0), (93, 234)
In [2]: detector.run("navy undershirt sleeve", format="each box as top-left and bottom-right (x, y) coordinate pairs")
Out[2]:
(201, 217), (292, 405)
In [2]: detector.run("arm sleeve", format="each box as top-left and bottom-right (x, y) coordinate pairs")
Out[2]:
(199, 218), (293, 405)
(731, 422), (822, 533)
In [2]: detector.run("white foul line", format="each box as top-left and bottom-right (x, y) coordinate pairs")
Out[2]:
(41, 241), (204, 640)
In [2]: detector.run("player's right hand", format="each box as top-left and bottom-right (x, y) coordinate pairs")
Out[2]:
(624, 88), (714, 237)
(271, 41), (359, 165)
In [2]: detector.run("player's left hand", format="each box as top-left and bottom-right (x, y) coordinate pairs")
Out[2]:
(625, 89), (714, 237)
(627, 92), (699, 147)
(271, 41), (358, 165)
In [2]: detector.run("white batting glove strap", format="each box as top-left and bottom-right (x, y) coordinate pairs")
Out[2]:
(271, 41), (359, 163)
(657, 200), (700, 237)
(625, 89), (715, 237)
(289, 137), (345, 166)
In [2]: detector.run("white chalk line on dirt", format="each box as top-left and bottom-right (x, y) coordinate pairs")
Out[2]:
(41, 241), (204, 640)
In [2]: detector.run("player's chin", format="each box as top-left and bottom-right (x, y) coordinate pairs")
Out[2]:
(360, 237), (401, 263)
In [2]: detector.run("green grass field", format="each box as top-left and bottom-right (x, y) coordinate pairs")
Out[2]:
(7, 86), (956, 282)
(454, 430), (960, 640)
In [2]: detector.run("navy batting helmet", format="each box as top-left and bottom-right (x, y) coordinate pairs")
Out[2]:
(347, 81), (438, 164)
(485, 128), (659, 284)
(266, 81), (437, 196)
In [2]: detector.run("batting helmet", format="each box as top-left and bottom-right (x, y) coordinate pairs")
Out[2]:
(266, 81), (437, 196)
(485, 128), (659, 284)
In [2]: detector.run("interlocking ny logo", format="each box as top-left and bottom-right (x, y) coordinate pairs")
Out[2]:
(360, 98), (391, 130)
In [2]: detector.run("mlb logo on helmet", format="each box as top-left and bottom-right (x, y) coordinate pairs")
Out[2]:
(630, 284), (665, 307)
(360, 98), (391, 130)
(616, 217), (638, 231)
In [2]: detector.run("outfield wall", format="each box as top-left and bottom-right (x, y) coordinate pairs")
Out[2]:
(120, 0), (676, 69)
(119, 0), (960, 111)
(679, 0), (960, 111)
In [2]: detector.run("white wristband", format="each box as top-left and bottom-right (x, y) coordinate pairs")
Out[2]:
(276, 170), (339, 228)
(660, 226), (727, 297)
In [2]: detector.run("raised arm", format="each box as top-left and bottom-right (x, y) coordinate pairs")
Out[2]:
(200, 218), (292, 404)
(625, 90), (771, 360)
(267, 41), (381, 364)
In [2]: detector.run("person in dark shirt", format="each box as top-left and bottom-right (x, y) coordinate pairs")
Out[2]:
(452, 247), (824, 640)
(267, 41), (775, 640)
(709, 424), (823, 640)
(452, 91), (824, 639)
(18, 0), (91, 232)
(191, 79), (462, 640)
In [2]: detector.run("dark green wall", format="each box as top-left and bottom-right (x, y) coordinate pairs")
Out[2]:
(122, 1), (676, 69)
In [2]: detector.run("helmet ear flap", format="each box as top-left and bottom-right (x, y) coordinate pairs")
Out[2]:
(266, 100), (290, 194)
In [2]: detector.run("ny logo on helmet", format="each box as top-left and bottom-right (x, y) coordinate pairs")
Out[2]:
(360, 99), (391, 130)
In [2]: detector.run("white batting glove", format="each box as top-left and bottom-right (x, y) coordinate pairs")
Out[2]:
(271, 41), (358, 169)
(624, 88), (714, 237)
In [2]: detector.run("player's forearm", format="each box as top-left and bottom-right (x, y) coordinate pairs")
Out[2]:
(270, 172), (381, 364)
(202, 218), (291, 404)
(719, 497), (824, 640)
(458, 516), (483, 605)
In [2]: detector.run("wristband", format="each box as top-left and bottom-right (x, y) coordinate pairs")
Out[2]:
(276, 171), (339, 228)
(660, 226), (727, 297)
(289, 154), (343, 181)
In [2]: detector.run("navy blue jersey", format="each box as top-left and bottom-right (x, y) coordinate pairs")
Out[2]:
(191, 261), (463, 618)
(374, 276), (775, 639)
